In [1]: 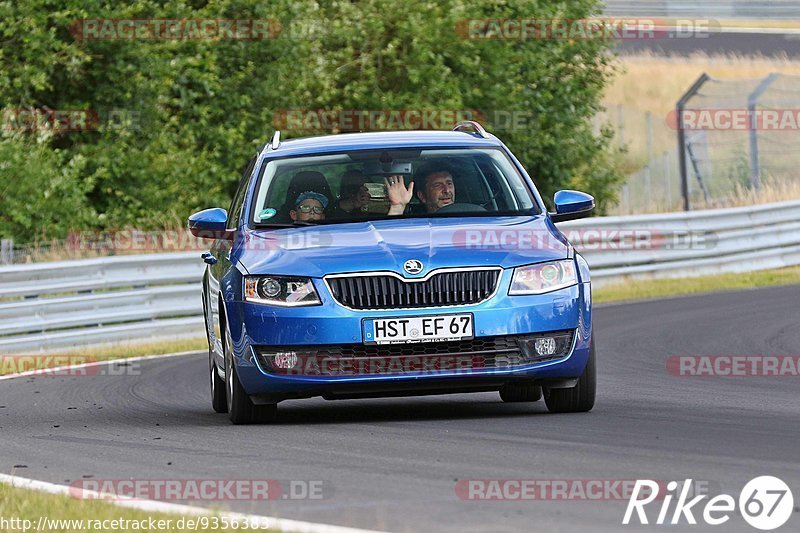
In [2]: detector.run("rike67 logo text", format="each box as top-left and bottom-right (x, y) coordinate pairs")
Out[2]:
(624, 477), (794, 530)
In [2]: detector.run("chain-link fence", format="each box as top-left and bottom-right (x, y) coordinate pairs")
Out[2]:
(607, 73), (800, 214)
(677, 73), (800, 210)
(593, 105), (683, 215)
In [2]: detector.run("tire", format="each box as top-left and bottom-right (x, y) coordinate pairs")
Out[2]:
(544, 335), (596, 413)
(224, 325), (277, 425)
(499, 383), (542, 402)
(206, 287), (227, 413)
(210, 363), (228, 413)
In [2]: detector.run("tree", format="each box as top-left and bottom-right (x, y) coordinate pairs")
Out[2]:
(0, 0), (622, 242)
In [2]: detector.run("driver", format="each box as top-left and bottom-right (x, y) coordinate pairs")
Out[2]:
(385, 166), (456, 215)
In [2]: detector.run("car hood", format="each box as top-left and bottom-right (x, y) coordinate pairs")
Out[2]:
(237, 216), (569, 277)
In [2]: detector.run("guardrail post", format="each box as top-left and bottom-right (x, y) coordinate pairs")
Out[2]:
(676, 73), (710, 211)
(0, 239), (13, 265)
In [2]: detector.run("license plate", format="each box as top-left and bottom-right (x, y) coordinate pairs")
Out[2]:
(363, 314), (473, 345)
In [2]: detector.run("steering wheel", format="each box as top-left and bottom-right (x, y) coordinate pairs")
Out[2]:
(480, 189), (502, 210)
(436, 202), (488, 214)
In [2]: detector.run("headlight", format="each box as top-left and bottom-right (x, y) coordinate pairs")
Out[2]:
(508, 260), (578, 295)
(244, 276), (321, 306)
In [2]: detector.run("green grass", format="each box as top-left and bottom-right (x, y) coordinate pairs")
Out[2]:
(0, 483), (274, 532)
(594, 266), (800, 304)
(50, 337), (207, 360)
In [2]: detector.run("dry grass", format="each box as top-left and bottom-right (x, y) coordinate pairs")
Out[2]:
(603, 53), (800, 166)
(693, 179), (800, 209)
(715, 20), (800, 30)
(604, 52), (800, 117)
(603, 53), (800, 212)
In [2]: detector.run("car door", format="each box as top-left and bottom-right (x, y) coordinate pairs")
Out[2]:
(208, 154), (257, 362)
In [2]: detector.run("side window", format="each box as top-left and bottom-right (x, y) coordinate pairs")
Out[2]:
(227, 155), (257, 229)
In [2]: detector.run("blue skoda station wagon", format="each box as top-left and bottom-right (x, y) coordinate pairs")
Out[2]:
(189, 122), (596, 424)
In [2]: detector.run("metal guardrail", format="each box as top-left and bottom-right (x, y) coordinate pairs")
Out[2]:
(0, 253), (205, 352)
(603, 1), (799, 19)
(2, 200), (799, 352)
(561, 199), (800, 280)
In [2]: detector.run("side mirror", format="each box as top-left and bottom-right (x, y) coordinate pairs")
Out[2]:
(187, 208), (234, 240)
(550, 190), (595, 223)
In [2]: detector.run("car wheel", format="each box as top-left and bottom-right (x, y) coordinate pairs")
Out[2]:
(499, 383), (542, 402)
(543, 335), (596, 413)
(224, 325), (277, 425)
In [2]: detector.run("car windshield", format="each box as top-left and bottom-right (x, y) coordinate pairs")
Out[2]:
(250, 147), (539, 226)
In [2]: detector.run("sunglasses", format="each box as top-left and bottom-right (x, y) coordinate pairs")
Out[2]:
(296, 205), (325, 214)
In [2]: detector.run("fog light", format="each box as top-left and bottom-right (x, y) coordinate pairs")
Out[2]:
(534, 337), (557, 356)
(273, 351), (298, 369)
(515, 331), (574, 362)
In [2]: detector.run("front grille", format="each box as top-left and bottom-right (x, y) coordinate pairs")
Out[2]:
(254, 331), (574, 376)
(326, 269), (501, 309)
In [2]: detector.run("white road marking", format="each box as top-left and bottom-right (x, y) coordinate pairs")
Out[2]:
(0, 473), (387, 533)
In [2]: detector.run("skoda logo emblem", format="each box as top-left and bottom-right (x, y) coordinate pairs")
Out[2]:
(403, 259), (424, 275)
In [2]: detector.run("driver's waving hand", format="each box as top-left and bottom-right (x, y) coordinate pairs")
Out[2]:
(384, 167), (455, 215)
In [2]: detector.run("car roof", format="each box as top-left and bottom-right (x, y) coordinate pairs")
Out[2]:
(261, 130), (505, 158)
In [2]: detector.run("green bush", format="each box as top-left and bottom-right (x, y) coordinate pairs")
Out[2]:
(1, 0), (622, 242)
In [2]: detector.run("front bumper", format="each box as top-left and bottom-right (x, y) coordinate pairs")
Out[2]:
(228, 270), (592, 401)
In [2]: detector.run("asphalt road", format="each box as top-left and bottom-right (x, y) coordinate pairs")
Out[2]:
(616, 31), (800, 57)
(2, 285), (799, 532)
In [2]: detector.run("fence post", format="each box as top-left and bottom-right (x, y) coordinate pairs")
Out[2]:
(663, 151), (672, 209)
(677, 73), (710, 211)
(747, 73), (779, 191)
(686, 136), (710, 204)
(0, 239), (13, 264)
